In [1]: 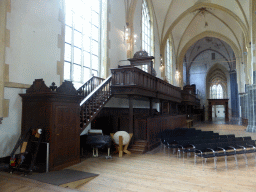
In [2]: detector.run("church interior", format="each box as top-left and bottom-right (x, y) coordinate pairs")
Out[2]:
(1, 0), (256, 191)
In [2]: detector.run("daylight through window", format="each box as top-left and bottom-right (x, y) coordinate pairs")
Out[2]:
(142, 0), (153, 72)
(64, 0), (104, 88)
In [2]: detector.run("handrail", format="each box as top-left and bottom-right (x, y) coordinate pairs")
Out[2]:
(80, 75), (112, 106)
(80, 75), (112, 132)
(78, 76), (105, 97)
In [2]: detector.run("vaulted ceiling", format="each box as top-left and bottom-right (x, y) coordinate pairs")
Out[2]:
(185, 37), (235, 70)
(151, 0), (249, 60)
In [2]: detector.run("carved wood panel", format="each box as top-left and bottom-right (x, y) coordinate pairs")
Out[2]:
(53, 104), (80, 168)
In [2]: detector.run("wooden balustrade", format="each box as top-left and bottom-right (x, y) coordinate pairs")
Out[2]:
(80, 76), (112, 132)
(111, 66), (182, 103)
(77, 76), (105, 97)
(147, 115), (187, 151)
(181, 90), (197, 105)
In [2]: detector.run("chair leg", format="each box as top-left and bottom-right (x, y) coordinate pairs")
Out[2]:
(214, 157), (217, 169)
(225, 156), (228, 168)
(243, 153), (248, 165)
(93, 148), (97, 157)
(105, 148), (112, 159)
(177, 149), (181, 158)
(194, 154), (197, 165)
(234, 155), (238, 166)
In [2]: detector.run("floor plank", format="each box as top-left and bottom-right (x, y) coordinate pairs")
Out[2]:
(2, 123), (256, 191)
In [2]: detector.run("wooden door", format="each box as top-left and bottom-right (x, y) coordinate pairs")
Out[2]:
(53, 104), (80, 170)
(134, 119), (147, 140)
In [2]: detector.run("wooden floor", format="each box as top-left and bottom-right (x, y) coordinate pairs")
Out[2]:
(2, 123), (256, 192)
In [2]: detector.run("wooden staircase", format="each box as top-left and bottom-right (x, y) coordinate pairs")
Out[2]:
(79, 76), (112, 133)
(129, 140), (148, 154)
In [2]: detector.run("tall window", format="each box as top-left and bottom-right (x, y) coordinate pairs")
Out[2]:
(142, 0), (153, 72)
(165, 39), (172, 83)
(210, 84), (223, 99)
(64, 0), (104, 87)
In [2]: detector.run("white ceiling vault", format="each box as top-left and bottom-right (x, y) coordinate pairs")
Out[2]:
(150, 0), (250, 64)
(185, 37), (235, 71)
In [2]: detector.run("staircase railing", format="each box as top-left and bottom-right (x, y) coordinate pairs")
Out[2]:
(80, 75), (112, 133)
(77, 76), (105, 97)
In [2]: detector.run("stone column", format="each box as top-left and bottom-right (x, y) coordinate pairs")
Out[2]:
(230, 71), (239, 117)
(246, 85), (253, 132)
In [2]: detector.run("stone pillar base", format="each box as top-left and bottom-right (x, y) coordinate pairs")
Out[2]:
(246, 125), (253, 132)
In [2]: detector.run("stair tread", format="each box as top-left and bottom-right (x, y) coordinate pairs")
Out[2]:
(129, 148), (145, 151)
(131, 146), (146, 149)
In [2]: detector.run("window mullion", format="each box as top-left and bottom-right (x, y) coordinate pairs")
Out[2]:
(71, 11), (75, 82)
(89, 7), (92, 77)
(98, 2), (102, 76)
(81, 16), (85, 83)
(64, 0), (104, 85)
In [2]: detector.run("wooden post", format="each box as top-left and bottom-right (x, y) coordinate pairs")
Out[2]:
(208, 101), (212, 121)
(160, 100), (163, 115)
(119, 136), (123, 157)
(129, 96), (133, 134)
(225, 101), (229, 121)
(149, 98), (153, 116)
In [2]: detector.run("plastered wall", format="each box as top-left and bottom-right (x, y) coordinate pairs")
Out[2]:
(0, 0), (62, 158)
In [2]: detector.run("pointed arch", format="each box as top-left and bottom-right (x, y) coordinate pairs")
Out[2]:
(176, 31), (240, 87)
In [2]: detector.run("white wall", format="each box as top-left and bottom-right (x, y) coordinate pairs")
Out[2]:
(108, 0), (127, 70)
(0, 88), (25, 158)
(0, 0), (62, 158)
(6, 0), (61, 86)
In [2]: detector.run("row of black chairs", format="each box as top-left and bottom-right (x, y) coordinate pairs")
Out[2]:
(160, 128), (256, 169)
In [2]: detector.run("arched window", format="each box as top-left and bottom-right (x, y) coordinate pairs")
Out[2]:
(64, 0), (106, 88)
(142, 0), (153, 72)
(210, 84), (223, 99)
(217, 84), (223, 99)
(165, 38), (172, 83)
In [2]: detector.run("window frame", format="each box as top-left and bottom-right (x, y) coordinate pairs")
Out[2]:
(141, 0), (153, 72)
(210, 84), (223, 99)
(64, 0), (104, 87)
(165, 38), (173, 83)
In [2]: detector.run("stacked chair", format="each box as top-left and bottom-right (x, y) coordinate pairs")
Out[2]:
(160, 128), (256, 169)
